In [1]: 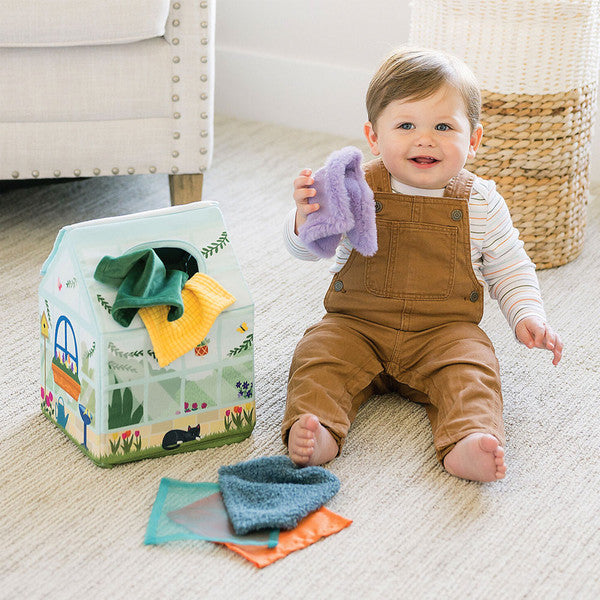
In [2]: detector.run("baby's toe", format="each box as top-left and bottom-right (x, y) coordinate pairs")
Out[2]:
(297, 438), (315, 450)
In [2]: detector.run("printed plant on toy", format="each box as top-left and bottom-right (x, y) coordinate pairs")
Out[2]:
(224, 379), (255, 431)
(195, 338), (210, 356)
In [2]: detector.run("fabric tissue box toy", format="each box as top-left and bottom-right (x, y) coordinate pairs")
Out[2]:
(298, 146), (377, 258)
(39, 202), (255, 467)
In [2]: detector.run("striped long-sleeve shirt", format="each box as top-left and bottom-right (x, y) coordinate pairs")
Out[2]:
(284, 174), (547, 333)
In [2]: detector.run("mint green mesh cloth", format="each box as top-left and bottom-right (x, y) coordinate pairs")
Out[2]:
(144, 478), (279, 547)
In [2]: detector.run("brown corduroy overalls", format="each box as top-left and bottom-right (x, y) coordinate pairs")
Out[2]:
(282, 158), (504, 463)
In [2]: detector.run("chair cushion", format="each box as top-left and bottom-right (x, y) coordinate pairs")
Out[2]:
(0, 0), (170, 47)
(0, 38), (172, 122)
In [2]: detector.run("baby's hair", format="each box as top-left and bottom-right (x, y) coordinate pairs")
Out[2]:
(366, 47), (481, 132)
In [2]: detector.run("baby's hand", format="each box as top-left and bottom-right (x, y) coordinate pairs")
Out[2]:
(515, 316), (563, 365)
(293, 168), (319, 234)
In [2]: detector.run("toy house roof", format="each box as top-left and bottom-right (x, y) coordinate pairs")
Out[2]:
(40, 202), (253, 334)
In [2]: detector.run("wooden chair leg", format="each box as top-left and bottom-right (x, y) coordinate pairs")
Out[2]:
(169, 173), (204, 205)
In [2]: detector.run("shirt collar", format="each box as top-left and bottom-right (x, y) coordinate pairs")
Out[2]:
(390, 176), (446, 198)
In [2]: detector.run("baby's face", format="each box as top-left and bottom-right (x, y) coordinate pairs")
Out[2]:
(364, 85), (482, 189)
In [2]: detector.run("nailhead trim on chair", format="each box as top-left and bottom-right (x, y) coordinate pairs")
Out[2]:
(170, 1), (180, 175)
(169, 1), (213, 175)
(199, 0), (210, 171)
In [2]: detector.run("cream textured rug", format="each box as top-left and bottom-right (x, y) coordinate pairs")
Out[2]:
(1, 115), (599, 599)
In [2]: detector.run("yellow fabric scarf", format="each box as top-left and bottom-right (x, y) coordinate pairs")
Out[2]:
(139, 272), (236, 367)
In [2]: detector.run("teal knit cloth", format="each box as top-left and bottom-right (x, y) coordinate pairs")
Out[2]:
(218, 456), (341, 535)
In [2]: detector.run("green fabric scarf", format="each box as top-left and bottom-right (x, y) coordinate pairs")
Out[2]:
(94, 249), (190, 327)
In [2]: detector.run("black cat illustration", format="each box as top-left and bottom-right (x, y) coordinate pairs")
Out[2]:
(162, 424), (201, 450)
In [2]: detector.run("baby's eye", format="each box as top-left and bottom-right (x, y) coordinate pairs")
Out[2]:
(398, 122), (414, 130)
(435, 123), (452, 131)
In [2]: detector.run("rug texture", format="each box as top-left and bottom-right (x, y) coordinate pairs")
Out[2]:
(1, 115), (599, 599)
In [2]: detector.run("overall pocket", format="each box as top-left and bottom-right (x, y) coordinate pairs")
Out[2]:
(364, 220), (458, 300)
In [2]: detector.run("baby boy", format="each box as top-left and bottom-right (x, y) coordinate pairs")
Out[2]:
(282, 48), (563, 482)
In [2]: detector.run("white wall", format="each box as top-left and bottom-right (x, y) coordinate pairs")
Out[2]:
(215, 0), (600, 180)
(215, 0), (410, 140)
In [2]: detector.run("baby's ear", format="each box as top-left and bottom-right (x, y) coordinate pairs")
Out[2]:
(364, 121), (380, 156)
(469, 123), (484, 159)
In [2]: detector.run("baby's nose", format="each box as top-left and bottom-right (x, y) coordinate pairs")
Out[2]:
(416, 132), (435, 146)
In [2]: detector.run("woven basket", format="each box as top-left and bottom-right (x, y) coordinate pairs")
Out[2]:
(467, 85), (597, 268)
(409, 0), (600, 268)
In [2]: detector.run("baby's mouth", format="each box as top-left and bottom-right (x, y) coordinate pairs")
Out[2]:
(409, 156), (440, 165)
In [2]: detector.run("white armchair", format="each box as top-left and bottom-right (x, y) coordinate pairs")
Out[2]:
(0, 0), (215, 205)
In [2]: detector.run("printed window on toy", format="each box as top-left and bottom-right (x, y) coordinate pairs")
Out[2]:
(52, 315), (81, 400)
(147, 370), (221, 422)
(54, 316), (78, 369)
(146, 376), (183, 422)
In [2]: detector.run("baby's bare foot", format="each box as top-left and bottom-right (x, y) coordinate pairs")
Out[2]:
(443, 433), (506, 482)
(288, 414), (339, 466)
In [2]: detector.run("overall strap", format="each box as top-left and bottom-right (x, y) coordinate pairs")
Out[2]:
(363, 158), (392, 193)
(444, 168), (475, 200)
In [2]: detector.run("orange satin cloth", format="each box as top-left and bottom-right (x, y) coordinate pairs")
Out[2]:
(221, 507), (352, 568)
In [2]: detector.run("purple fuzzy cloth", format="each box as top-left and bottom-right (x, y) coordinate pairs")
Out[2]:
(298, 146), (377, 258)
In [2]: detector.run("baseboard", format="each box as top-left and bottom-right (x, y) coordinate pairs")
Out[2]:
(215, 46), (371, 140)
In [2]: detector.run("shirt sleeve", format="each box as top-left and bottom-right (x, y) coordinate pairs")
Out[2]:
(283, 208), (321, 262)
(282, 208), (354, 273)
(479, 180), (547, 332)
